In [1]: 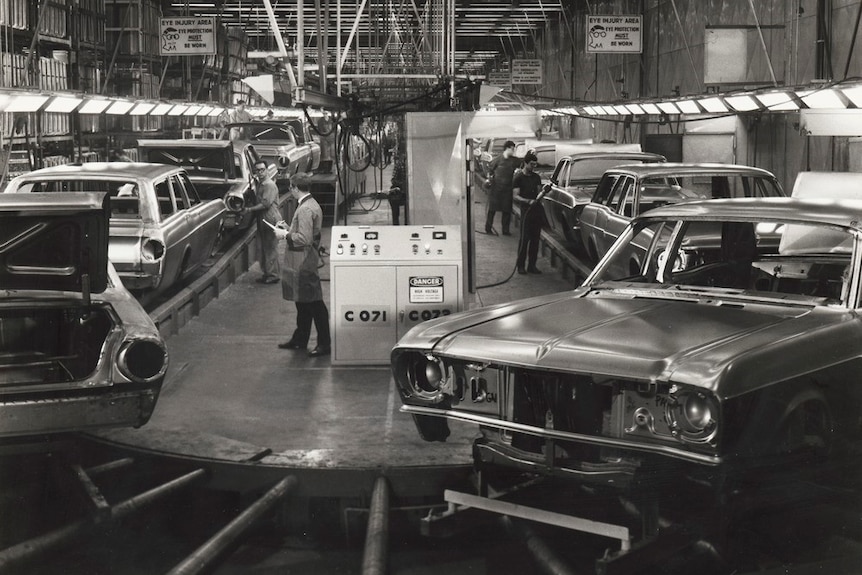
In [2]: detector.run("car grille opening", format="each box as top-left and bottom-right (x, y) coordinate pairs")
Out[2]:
(511, 371), (613, 463)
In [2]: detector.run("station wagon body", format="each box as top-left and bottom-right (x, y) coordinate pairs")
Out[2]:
(579, 163), (784, 262)
(0, 192), (167, 438)
(5, 163), (225, 294)
(541, 151), (666, 243)
(137, 139), (260, 229)
(393, 197), (862, 495)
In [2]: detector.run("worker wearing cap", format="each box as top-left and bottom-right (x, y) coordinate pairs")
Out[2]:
(483, 140), (519, 236)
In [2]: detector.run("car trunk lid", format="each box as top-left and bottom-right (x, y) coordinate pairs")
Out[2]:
(0, 192), (109, 295)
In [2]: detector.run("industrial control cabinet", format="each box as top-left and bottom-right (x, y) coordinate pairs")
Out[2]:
(329, 225), (463, 365)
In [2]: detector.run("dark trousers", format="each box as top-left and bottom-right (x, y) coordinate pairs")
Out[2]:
(485, 210), (511, 233)
(292, 300), (331, 348)
(389, 200), (402, 225)
(516, 212), (542, 270)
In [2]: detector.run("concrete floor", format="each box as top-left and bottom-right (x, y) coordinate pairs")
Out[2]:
(92, 171), (578, 482)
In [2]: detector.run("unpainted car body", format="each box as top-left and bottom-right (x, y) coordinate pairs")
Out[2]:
(5, 162), (225, 294)
(541, 151), (666, 243)
(579, 163), (784, 262)
(0, 192), (167, 438)
(229, 120), (321, 176)
(393, 196), (862, 498)
(137, 139), (261, 229)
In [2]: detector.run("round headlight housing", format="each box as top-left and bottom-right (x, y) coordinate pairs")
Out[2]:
(667, 389), (719, 444)
(404, 353), (448, 401)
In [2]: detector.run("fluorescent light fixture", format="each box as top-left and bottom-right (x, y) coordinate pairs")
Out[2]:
(106, 100), (135, 114)
(724, 94), (760, 112)
(657, 101), (681, 114)
(697, 97), (728, 113)
(676, 100), (701, 114)
(130, 102), (156, 115)
(45, 96), (83, 113)
(797, 88), (845, 109)
(208, 107), (224, 117)
(641, 103), (661, 114)
(150, 103), (174, 115)
(613, 105), (631, 115)
(755, 92), (799, 111)
(840, 85), (862, 107)
(184, 105), (203, 115)
(168, 104), (189, 115)
(625, 103), (645, 114)
(79, 98), (111, 114)
(197, 105), (214, 115)
(6, 94), (50, 112)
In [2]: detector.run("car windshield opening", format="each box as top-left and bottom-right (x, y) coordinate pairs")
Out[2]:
(591, 218), (854, 306)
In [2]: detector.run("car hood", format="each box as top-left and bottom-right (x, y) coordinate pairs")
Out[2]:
(0, 192), (109, 294)
(397, 289), (845, 398)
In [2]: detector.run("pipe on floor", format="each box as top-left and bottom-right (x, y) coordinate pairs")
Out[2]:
(0, 468), (207, 571)
(361, 476), (390, 575)
(166, 475), (298, 575)
(501, 515), (579, 575)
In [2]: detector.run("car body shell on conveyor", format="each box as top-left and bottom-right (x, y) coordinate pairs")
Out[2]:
(0, 192), (168, 438)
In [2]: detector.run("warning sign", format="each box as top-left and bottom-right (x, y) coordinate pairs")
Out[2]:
(586, 15), (642, 54)
(160, 17), (216, 56)
(409, 276), (444, 303)
(511, 59), (543, 85)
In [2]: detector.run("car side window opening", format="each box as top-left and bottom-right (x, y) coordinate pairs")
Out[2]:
(170, 176), (190, 211)
(592, 174), (620, 203)
(155, 179), (175, 217)
(609, 177), (633, 213)
(178, 172), (201, 205)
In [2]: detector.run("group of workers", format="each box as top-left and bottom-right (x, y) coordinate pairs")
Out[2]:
(244, 162), (331, 358)
(483, 140), (545, 275)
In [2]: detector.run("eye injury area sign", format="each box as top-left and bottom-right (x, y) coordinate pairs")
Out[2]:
(160, 17), (216, 55)
(586, 15), (642, 54)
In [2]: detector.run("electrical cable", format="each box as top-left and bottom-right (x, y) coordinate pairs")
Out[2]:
(476, 183), (550, 290)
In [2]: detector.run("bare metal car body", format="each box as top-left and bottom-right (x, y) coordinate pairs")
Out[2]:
(5, 163), (226, 294)
(541, 151), (666, 243)
(229, 120), (321, 176)
(579, 163), (784, 262)
(137, 139), (261, 229)
(0, 192), (167, 438)
(393, 197), (862, 494)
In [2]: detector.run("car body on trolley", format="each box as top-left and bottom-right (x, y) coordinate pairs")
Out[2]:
(137, 139), (262, 230)
(4, 162), (226, 294)
(579, 163), (784, 263)
(0, 192), (168, 438)
(393, 196), (862, 503)
(540, 150), (666, 244)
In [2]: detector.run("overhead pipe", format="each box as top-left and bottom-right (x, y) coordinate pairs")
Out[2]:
(0, 468), (207, 571)
(361, 476), (391, 575)
(166, 475), (298, 575)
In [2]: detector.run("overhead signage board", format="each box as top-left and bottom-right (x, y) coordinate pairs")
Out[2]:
(586, 15), (642, 54)
(487, 70), (512, 91)
(511, 59), (542, 85)
(160, 17), (216, 55)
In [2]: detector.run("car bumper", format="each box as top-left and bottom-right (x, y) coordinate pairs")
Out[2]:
(116, 272), (161, 290)
(0, 388), (161, 437)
